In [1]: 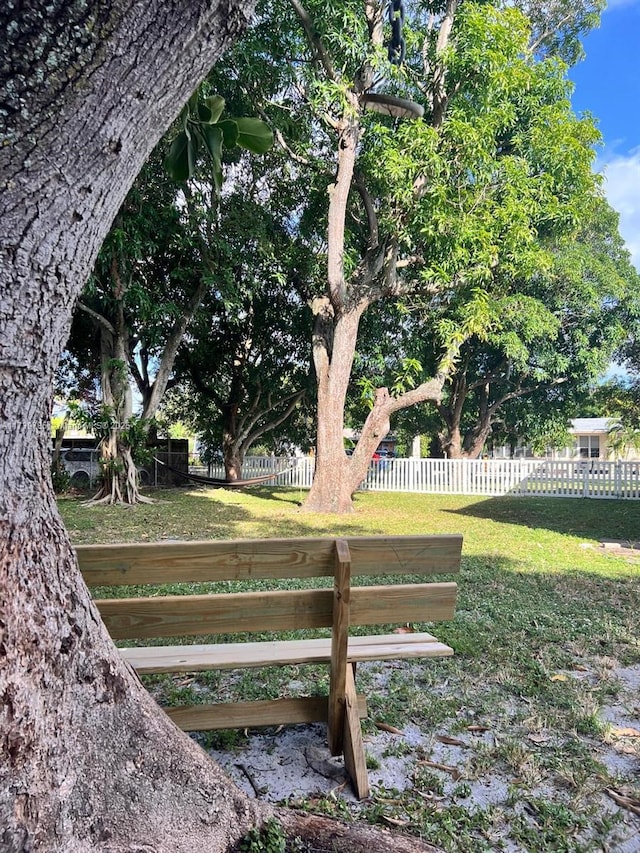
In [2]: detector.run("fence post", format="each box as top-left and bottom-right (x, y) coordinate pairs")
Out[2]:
(614, 461), (622, 498)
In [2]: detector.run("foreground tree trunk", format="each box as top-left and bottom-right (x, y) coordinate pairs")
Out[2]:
(0, 4), (445, 851)
(0, 2), (260, 849)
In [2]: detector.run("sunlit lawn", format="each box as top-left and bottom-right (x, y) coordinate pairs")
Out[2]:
(58, 486), (640, 852)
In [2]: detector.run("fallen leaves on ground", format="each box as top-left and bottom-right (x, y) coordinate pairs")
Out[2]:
(417, 758), (461, 780)
(435, 734), (467, 747)
(610, 726), (640, 738)
(527, 732), (552, 745)
(381, 816), (411, 827)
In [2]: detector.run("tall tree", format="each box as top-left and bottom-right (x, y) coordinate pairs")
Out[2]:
(68, 154), (206, 503)
(171, 178), (313, 479)
(236, 0), (603, 511)
(66, 94), (272, 504)
(0, 4), (445, 851)
(427, 199), (639, 457)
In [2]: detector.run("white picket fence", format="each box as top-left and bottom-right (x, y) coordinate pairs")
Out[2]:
(200, 456), (640, 500)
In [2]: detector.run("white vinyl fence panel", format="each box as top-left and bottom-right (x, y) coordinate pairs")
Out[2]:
(200, 457), (640, 499)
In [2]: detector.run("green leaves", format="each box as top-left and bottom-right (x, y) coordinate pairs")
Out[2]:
(204, 94), (225, 124)
(233, 118), (274, 154)
(164, 94), (273, 187)
(201, 125), (223, 192)
(391, 357), (423, 397)
(164, 131), (192, 182)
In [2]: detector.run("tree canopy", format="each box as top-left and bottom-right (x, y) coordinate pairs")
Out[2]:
(210, 0), (612, 510)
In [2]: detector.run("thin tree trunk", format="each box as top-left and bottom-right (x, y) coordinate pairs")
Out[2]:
(51, 410), (71, 482)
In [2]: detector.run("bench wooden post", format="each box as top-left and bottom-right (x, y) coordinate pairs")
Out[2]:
(343, 663), (370, 799)
(327, 538), (351, 756)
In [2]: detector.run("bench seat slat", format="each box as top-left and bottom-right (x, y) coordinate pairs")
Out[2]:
(119, 632), (453, 674)
(96, 582), (457, 639)
(78, 534), (463, 586)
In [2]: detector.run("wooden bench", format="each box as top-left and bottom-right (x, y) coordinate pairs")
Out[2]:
(77, 534), (462, 798)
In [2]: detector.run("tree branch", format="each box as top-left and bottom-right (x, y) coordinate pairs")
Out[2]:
(432, 0), (459, 128)
(77, 301), (115, 336)
(141, 277), (207, 420)
(288, 0), (337, 81)
(244, 389), (305, 448)
(353, 171), (379, 249)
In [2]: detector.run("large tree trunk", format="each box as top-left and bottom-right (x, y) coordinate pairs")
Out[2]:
(304, 302), (366, 513)
(0, 2), (261, 848)
(0, 5), (446, 851)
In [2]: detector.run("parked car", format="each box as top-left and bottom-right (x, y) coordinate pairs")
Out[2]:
(374, 449), (395, 459)
(61, 447), (100, 486)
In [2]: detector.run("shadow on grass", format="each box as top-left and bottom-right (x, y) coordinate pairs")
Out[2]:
(236, 485), (307, 506)
(445, 495), (639, 543)
(432, 552), (640, 673)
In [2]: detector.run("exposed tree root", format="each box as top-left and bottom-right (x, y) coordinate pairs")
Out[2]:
(274, 810), (446, 853)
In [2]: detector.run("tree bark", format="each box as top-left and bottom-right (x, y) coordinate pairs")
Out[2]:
(304, 301), (366, 513)
(277, 812), (445, 853)
(1, 2), (263, 849)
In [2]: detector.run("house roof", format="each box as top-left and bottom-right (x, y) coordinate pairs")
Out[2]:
(570, 418), (611, 434)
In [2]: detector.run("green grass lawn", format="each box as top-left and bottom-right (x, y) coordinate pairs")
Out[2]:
(59, 486), (640, 852)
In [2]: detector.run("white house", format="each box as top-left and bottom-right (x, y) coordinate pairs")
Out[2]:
(568, 418), (611, 460)
(491, 417), (639, 461)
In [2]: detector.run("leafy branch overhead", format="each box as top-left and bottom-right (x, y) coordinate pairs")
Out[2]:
(164, 91), (273, 189)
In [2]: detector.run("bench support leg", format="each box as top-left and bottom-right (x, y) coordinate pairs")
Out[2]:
(343, 664), (370, 799)
(328, 539), (351, 756)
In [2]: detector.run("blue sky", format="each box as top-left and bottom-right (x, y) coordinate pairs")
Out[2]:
(569, 0), (640, 269)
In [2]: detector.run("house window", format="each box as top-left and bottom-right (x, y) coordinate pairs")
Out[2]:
(577, 435), (600, 459)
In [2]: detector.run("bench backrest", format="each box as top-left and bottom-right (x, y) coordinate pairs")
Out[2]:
(78, 534), (462, 641)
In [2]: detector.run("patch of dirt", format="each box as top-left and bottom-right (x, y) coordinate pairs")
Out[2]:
(202, 660), (640, 852)
(598, 539), (640, 558)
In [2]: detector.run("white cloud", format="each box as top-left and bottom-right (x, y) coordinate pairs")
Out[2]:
(599, 147), (640, 270)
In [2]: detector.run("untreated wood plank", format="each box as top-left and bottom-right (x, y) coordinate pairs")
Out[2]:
(78, 538), (338, 585)
(328, 539), (351, 756)
(96, 588), (335, 639)
(346, 535), (462, 577)
(78, 534), (462, 586)
(349, 582), (457, 626)
(164, 694), (368, 732)
(342, 665), (370, 799)
(95, 582), (457, 640)
(118, 632), (452, 674)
